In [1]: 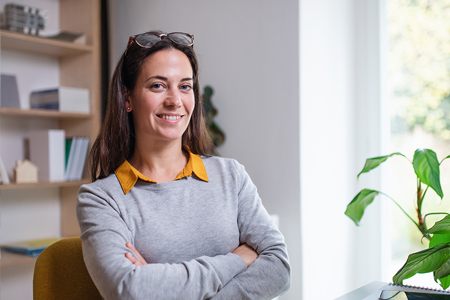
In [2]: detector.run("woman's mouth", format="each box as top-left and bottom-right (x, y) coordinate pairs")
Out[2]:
(157, 114), (182, 120)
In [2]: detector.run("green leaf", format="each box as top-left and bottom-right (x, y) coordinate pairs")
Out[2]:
(434, 257), (450, 283)
(428, 216), (450, 235)
(430, 234), (450, 247)
(345, 189), (379, 226)
(413, 148), (443, 198)
(357, 152), (405, 179)
(438, 275), (450, 290)
(429, 234), (450, 288)
(393, 244), (450, 284)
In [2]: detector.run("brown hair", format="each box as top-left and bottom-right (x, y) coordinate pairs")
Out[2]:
(90, 30), (214, 181)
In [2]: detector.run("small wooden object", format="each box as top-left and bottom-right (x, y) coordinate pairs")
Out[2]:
(14, 159), (38, 183)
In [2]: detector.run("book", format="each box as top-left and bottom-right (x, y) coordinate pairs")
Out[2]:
(73, 137), (89, 180)
(1, 238), (60, 257)
(30, 87), (90, 113)
(29, 129), (66, 182)
(1, 74), (20, 108)
(42, 31), (87, 44)
(0, 154), (10, 184)
(65, 137), (89, 181)
(64, 137), (77, 181)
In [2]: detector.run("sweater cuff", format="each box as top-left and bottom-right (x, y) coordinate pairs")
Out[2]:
(208, 253), (247, 285)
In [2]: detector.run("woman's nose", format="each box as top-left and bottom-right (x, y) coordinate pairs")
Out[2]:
(165, 88), (182, 108)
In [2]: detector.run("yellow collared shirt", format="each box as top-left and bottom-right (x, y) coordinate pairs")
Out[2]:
(115, 151), (209, 194)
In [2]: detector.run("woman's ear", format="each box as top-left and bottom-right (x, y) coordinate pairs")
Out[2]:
(125, 89), (133, 112)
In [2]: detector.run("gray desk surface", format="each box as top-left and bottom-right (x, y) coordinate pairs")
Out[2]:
(334, 281), (387, 300)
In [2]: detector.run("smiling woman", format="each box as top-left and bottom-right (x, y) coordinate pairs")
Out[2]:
(76, 30), (291, 300)
(126, 49), (195, 164)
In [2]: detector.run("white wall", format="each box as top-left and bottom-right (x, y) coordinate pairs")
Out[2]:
(111, 0), (301, 299)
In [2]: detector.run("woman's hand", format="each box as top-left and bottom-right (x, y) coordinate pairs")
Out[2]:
(232, 244), (258, 267)
(125, 242), (148, 266)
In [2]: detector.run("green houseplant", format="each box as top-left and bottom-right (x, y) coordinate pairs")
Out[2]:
(346, 148), (450, 288)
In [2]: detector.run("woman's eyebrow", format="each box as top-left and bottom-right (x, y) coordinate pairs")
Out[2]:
(145, 76), (193, 83)
(145, 75), (167, 82)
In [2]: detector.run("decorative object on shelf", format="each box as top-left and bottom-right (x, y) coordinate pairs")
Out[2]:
(0, 74), (20, 108)
(1, 237), (60, 257)
(13, 159), (38, 183)
(0, 154), (10, 184)
(30, 86), (90, 113)
(41, 31), (86, 45)
(345, 148), (450, 289)
(2, 3), (46, 35)
(29, 129), (65, 182)
(202, 86), (225, 148)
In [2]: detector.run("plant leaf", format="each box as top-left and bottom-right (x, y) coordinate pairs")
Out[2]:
(438, 275), (450, 290)
(393, 243), (450, 284)
(428, 216), (450, 235)
(434, 257), (450, 282)
(413, 148), (443, 198)
(357, 152), (405, 179)
(430, 234), (450, 247)
(429, 234), (450, 288)
(345, 189), (379, 226)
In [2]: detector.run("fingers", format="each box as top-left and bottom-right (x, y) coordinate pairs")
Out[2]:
(125, 242), (148, 266)
(125, 252), (139, 265)
(232, 244), (258, 267)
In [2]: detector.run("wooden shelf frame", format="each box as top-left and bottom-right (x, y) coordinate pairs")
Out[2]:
(0, 179), (90, 190)
(0, 107), (92, 119)
(0, 250), (37, 267)
(0, 29), (92, 57)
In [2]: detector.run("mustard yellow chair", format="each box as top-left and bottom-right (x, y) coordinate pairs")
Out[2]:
(33, 237), (102, 300)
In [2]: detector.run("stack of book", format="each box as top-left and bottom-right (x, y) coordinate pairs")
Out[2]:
(1, 238), (61, 257)
(65, 137), (89, 181)
(30, 86), (90, 113)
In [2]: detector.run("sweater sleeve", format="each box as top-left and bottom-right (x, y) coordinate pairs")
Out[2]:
(210, 161), (291, 300)
(77, 184), (247, 300)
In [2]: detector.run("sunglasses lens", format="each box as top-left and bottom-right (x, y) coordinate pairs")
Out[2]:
(169, 33), (193, 45)
(135, 34), (161, 47)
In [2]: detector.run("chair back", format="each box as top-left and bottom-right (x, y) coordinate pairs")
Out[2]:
(33, 237), (102, 300)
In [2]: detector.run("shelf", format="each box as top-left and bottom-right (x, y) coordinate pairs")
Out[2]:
(0, 249), (37, 267)
(0, 30), (92, 57)
(0, 107), (92, 119)
(0, 179), (90, 190)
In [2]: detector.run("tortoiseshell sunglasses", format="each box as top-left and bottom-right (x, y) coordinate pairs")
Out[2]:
(126, 32), (194, 52)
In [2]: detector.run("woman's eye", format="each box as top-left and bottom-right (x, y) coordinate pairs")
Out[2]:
(150, 83), (164, 90)
(180, 85), (192, 92)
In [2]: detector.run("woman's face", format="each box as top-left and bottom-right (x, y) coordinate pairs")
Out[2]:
(127, 49), (195, 145)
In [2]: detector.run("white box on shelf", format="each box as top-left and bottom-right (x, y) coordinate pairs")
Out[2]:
(30, 86), (90, 113)
(29, 129), (65, 182)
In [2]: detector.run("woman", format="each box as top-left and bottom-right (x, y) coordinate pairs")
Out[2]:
(77, 30), (290, 300)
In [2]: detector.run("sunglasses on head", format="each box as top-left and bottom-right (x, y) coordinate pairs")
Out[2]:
(126, 32), (194, 52)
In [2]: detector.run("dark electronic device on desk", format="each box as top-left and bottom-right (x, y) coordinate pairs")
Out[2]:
(380, 286), (450, 300)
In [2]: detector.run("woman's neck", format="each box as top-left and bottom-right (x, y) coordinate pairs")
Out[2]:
(128, 140), (188, 183)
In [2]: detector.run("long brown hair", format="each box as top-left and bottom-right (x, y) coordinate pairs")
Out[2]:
(90, 31), (214, 181)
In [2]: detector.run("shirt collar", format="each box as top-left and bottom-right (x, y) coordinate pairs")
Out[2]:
(114, 149), (209, 195)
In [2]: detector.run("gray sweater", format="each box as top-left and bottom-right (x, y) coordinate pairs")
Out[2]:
(77, 156), (291, 300)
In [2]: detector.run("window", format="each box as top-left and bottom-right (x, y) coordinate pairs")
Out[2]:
(388, 0), (450, 286)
